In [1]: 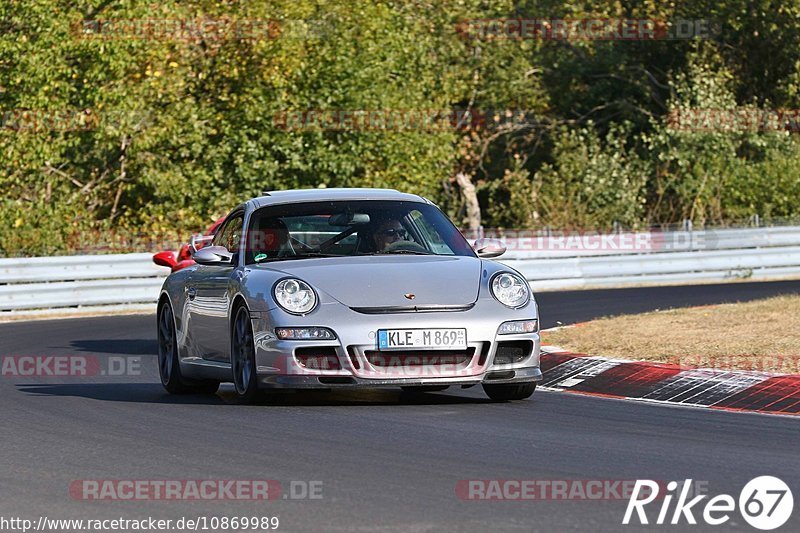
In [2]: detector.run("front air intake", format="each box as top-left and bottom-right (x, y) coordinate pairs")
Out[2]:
(493, 341), (533, 365)
(364, 348), (475, 367)
(295, 347), (341, 370)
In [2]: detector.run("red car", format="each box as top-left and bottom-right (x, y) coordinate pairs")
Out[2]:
(152, 217), (225, 272)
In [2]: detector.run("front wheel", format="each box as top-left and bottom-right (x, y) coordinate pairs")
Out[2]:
(231, 305), (262, 404)
(483, 382), (536, 401)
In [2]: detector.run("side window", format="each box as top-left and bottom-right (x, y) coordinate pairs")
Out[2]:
(213, 215), (244, 254)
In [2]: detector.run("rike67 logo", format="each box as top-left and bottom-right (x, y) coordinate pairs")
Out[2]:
(624, 477), (794, 530)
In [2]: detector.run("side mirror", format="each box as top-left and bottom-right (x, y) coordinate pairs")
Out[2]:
(152, 251), (177, 268)
(474, 238), (506, 259)
(193, 245), (234, 266)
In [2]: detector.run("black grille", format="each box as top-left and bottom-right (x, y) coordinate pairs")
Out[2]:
(364, 348), (475, 367)
(493, 341), (532, 365)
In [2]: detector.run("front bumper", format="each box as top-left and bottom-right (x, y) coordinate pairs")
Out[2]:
(257, 366), (542, 389)
(250, 302), (542, 390)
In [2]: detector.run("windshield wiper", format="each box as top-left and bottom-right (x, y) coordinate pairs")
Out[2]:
(256, 252), (342, 263)
(361, 250), (434, 256)
(388, 250), (433, 255)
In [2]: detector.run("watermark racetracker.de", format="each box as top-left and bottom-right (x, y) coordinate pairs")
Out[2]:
(68, 479), (323, 501)
(456, 18), (715, 40)
(0, 109), (151, 133)
(271, 108), (518, 132)
(666, 354), (800, 374)
(667, 108), (800, 133)
(466, 228), (715, 255)
(456, 479), (708, 501)
(71, 18), (333, 41)
(1, 355), (141, 378)
(456, 477), (793, 529)
(72, 18), (281, 41)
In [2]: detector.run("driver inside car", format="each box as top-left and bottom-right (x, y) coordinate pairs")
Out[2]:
(372, 218), (412, 252)
(248, 217), (295, 262)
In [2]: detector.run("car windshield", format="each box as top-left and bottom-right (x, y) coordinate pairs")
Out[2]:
(244, 200), (475, 264)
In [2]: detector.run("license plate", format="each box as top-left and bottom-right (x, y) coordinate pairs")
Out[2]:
(377, 328), (467, 351)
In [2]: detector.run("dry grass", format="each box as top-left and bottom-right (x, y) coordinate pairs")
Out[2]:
(542, 294), (800, 374)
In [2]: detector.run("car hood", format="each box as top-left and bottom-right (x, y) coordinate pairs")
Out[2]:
(259, 255), (481, 309)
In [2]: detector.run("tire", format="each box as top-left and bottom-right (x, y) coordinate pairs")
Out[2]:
(157, 302), (187, 394)
(231, 305), (263, 404)
(157, 302), (220, 395)
(401, 385), (450, 393)
(483, 382), (536, 401)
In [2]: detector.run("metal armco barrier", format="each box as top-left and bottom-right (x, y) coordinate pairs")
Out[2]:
(498, 226), (800, 290)
(1, 227), (800, 313)
(0, 253), (165, 312)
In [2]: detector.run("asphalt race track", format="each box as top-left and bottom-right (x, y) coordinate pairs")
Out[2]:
(1, 280), (799, 532)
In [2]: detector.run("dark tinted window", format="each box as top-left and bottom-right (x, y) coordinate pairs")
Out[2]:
(245, 200), (474, 264)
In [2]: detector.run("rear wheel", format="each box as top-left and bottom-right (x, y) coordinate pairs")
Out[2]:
(157, 302), (220, 395)
(232, 305), (262, 404)
(483, 382), (536, 401)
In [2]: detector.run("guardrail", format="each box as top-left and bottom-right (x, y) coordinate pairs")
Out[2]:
(0, 253), (165, 312)
(2, 226), (800, 313)
(499, 226), (800, 290)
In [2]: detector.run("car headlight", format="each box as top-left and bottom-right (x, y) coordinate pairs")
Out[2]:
(274, 278), (318, 315)
(490, 272), (530, 308)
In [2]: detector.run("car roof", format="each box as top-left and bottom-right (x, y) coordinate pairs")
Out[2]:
(251, 188), (429, 208)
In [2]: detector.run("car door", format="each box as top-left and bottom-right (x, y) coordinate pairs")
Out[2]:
(186, 213), (244, 362)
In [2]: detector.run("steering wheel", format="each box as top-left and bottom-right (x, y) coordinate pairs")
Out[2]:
(381, 240), (428, 254)
(290, 237), (315, 251)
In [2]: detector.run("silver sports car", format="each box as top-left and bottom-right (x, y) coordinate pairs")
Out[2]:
(157, 188), (542, 402)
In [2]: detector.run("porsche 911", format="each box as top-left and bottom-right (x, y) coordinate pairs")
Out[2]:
(156, 188), (541, 402)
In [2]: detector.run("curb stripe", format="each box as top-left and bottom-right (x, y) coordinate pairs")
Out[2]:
(713, 376), (800, 413)
(540, 350), (800, 416)
(539, 351), (577, 372)
(570, 363), (681, 398)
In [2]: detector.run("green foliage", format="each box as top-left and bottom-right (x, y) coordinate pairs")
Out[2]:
(534, 123), (649, 229)
(645, 43), (800, 224)
(480, 157), (538, 229)
(2, 1), (800, 255)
